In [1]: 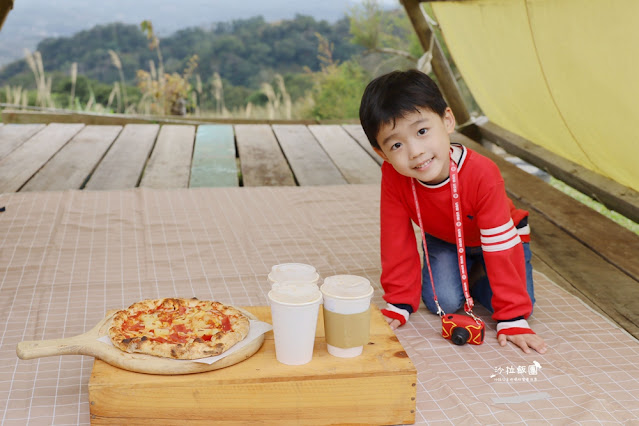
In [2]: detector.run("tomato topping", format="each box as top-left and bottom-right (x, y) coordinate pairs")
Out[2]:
(201, 334), (212, 341)
(173, 323), (189, 334)
(168, 332), (187, 343)
(221, 316), (232, 332)
(123, 322), (145, 332)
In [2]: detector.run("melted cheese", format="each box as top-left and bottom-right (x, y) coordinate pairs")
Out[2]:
(126, 304), (228, 341)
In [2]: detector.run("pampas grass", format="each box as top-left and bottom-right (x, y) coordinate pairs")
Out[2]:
(211, 72), (225, 115)
(275, 74), (292, 120)
(24, 49), (54, 108)
(108, 50), (128, 112)
(255, 74), (292, 120)
(106, 82), (121, 112)
(4, 85), (27, 107)
(194, 74), (203, 115)
(69, 62), (77, 109)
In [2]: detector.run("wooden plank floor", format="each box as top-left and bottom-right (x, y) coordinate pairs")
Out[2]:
(0, 123), (383, 190)
(190, 125), (238, 188)
(235, 124), (295, 186)
(0, 122), (637, 339)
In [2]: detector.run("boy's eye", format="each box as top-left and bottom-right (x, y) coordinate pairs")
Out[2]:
(391, 142), (402, 150)
(418, 128), (427, 135)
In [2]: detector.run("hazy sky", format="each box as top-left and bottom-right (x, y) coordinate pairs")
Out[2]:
(2, 0), (402, 35)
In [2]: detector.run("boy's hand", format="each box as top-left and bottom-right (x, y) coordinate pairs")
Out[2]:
(385, 316), (402, 330)
(498, 332), (547, 354)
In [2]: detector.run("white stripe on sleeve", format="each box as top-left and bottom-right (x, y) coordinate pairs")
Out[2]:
(480, 219), (515, 236)
(482, 235), (522, 252)
(480, 227), (518, 244)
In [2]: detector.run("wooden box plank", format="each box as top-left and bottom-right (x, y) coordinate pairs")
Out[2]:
(308, 124), (381, 184)
(234, 124), (295, 186)
(272, 124), (347, 186)
(189, 125), (238, 187)
(0, 123), (45, 160)
(342, 124), (384, 166)
(85, 124), (159, 190)
(0, 123), (84, 193)
(140, 125), (196, 189)
(89, 305), (416, 425)
(21, 125), (122, 192)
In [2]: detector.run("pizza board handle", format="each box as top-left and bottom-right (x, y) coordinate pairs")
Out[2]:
(16, 313), (112, 360)
(17, 334), (95, 360)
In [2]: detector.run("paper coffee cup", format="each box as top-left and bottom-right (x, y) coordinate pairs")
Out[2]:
(268, 282), (322, 365)
(320, 275), (374, 358)
(268, 263), (319, 286)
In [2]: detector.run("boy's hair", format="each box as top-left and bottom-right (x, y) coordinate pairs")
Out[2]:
(359, 69), (448, 149)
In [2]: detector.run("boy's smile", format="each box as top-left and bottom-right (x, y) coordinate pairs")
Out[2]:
(373, 107), (456, 184)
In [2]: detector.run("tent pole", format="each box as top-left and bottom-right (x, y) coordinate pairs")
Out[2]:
(401, 0), (471, 126)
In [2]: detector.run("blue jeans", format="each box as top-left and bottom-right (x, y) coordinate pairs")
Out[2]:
(421, 234), (535, 315)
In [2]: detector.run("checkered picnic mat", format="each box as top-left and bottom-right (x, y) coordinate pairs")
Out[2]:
(1, 186), (637, 425)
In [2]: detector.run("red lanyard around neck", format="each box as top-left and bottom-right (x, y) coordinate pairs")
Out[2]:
(410, 151), (476, 318)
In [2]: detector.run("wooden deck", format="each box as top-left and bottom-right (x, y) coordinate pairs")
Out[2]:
(0, 122), (381, 192)
(0, 121), (637, 339)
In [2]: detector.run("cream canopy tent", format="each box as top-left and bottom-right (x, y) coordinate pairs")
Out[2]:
(403, 0), (638, 222)
(431, 0), (638, 193)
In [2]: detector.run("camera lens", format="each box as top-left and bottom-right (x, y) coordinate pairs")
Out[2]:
(451, 327), (470, 345)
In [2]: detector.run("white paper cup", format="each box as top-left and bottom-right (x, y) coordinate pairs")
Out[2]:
(268, 263), (319, 286)
(268, 282), (322, 365)
(320, 275), (374, 358)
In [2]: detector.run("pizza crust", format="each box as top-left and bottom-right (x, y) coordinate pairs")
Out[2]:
(108, 298), (250, 360)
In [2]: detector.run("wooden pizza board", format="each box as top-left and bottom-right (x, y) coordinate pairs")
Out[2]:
(88, 304), (417, 425)
(16, 308), (264, 375)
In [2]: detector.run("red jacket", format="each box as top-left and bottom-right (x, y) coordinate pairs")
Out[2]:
(379, 145), (532, 321)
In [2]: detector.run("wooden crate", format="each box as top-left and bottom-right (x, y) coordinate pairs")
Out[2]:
(89, 304), (417, 425)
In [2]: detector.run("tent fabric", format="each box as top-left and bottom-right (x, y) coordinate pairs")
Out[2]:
(431, 0), (639, 192)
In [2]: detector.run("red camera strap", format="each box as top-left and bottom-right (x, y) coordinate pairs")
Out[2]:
(410, 151), (476, 317)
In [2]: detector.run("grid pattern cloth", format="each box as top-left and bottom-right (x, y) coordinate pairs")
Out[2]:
(0, 186), (638, 425)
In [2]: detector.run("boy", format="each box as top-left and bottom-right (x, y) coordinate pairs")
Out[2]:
(359, 69), (546, 354)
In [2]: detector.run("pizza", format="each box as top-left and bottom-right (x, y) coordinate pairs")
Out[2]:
(108, 298), (250, 360)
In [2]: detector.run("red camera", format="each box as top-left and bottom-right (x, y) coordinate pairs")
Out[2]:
(441, 314), (485, 345)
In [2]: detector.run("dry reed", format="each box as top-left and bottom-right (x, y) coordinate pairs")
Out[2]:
(69, 62), (77, 109)
(108, 49), (128, 112)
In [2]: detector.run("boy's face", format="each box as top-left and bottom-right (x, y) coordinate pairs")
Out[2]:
(373, 107), (456, 184)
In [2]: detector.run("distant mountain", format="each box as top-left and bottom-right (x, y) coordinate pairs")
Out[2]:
(0, 16), (363, 95)
(0, 0), (397, 66)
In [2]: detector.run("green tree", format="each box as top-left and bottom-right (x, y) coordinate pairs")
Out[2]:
(348, 0), (422, 75)
(306, 34), (370, 120)
(309, 60), (369, 120)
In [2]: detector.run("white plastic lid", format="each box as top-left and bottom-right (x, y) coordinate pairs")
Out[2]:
(320, 275), (374, 299)
(268, 263), (319, 284)
(269, 281), (322, 305)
